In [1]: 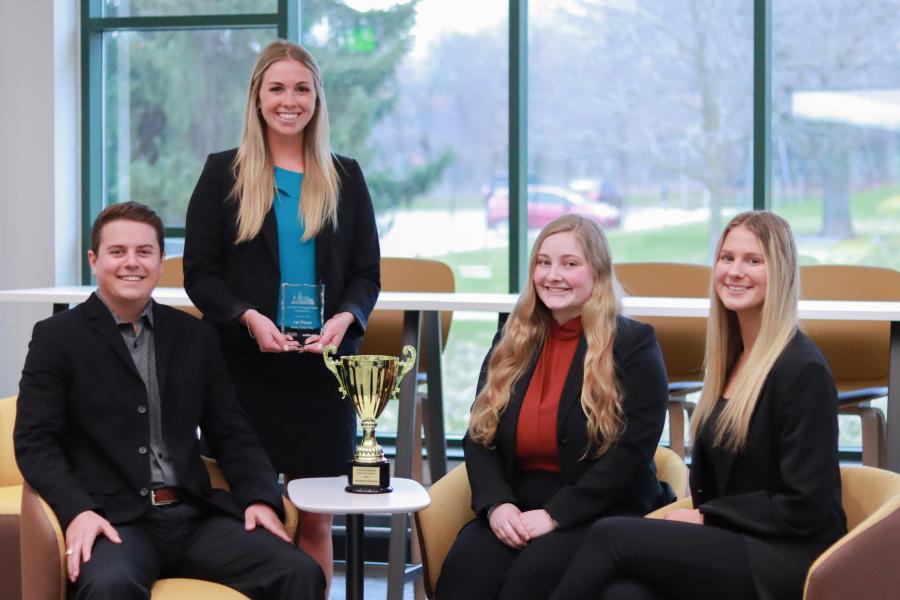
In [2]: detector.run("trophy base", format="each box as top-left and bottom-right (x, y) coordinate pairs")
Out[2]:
(346, 460), (392, 494)
(283, 327), (319, 344)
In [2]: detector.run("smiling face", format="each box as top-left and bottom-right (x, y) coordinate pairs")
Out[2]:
(714, 224), (768, 318)
(532, 231), (597, 323)
(257, 58), (317, 144)
(88, 219), (163, 318)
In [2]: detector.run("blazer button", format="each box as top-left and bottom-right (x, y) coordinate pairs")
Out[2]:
(140, 488), (149, 497)
(137, 405), (147, 414)
(138, 446), (148, 455)
(561, 438), (568, 445)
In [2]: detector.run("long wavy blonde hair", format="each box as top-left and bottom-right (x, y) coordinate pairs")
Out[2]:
(468, 215), (626, 456)
(691, 211), (800, 451)
(230, 40), (340, 243)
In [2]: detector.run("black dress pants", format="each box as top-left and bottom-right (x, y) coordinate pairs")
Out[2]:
(549, 516), (758, 600)
(437, 471), (589, 600)
(71, 500), (324, 600)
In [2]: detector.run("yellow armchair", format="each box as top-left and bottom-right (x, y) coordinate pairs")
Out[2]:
(414, 446), (689, 598)
(0, 396), (25, 600)
(19, 457), (298, 600)
(804, 466), (900, 599)
(647, 465), (900, 600)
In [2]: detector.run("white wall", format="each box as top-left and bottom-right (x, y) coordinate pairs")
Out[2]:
(0, 0), (80, 396)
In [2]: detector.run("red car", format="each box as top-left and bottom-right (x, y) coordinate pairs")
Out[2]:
(486, 185), (621, 229)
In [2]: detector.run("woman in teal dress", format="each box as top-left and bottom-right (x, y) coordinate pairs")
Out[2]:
(184, 40), (380, 595)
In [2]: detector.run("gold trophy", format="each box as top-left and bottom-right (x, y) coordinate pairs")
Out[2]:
(323, 344), (417, 493)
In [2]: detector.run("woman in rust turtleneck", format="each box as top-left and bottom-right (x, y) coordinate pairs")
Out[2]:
(436, 215), (673, 600)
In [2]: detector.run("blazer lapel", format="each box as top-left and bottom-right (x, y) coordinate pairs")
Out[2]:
(85, 293), (141, 380)
(556, 336), (587, 433)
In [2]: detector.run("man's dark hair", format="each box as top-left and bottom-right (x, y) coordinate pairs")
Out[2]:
(90, 201), (165, 254)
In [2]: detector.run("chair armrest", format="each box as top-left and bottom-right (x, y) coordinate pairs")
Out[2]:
(414, 464), (475, 598)
(804, 497), (900, 600)
(281, 496), (299, 541)
(202, 456), (229, 490)
(644, 497), (693, 519)
(20, 482), (66, 600)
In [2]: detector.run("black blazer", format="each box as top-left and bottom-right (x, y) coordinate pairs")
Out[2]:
(183, 148), (380, 356)
(14, 294), (284, 529)
(691, 331), (847, 600)
(465, 317), (673, 530)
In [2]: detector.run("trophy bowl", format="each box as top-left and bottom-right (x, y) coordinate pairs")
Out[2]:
(323, 344), (416, 493)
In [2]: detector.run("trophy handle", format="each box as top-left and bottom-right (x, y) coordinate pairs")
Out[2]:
(322, 345), (349, 398)
(391, 345), (418, 399)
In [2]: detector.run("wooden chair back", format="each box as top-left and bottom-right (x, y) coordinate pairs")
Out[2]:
(613, 262), (709, 383)
(799, 265), (900, 391)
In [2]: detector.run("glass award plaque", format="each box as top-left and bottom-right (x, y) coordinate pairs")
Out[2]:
(280, 283), (324, 342)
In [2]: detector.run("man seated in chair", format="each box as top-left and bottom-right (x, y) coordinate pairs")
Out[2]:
(14, 202), (324, 600)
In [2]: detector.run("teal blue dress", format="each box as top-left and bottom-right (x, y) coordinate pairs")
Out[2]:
(229, 166), (355, 477)
(273, 167), (320, 334)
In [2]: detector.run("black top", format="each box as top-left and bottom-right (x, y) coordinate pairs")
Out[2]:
(698, 399), (730, 497)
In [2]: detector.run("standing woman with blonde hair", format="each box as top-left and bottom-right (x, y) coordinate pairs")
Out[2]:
(184, 40), (379, 592)
(551, 211), (846, 600)
(437, 215), (673, 600)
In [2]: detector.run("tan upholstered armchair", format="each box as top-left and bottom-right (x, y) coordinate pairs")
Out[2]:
(19, 457), (299, 600)
(414, 446), (689, 598)
(646, 465), (900, 600)
(0, 396), (24, 600)
(799, 265), (900, 467)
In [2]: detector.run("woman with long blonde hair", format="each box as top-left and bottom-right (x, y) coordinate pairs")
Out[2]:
(551, 211), (846, 600)
(183, 39), (380, 593)
(437, 215), (672, 600)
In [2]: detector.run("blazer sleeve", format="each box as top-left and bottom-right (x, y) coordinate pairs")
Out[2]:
(335, 158), (380, 335)
(699, 358), (841, 537)
(14, 322), (101, 528)
(463, 334), (518, 519)
(544, 322), (669, 529)
(195, 324), (284, 518)
(183, 153), (255, 324)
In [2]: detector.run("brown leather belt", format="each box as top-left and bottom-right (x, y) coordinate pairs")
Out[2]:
(150, 487), (184, 506)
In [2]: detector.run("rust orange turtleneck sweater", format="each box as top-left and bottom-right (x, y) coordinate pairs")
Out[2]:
(515, 316), (583, 473)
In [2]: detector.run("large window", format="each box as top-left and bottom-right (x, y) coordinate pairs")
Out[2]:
(82, 0), (898, 447)
(773, 0), (900, 268)
(103, 28), (273, 226)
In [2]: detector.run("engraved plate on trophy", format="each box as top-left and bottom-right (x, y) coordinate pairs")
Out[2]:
(280, 283), (324, 342)
(323, 345), (417, 493)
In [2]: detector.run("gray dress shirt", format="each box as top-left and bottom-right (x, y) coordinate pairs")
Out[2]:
(105, 299), (179, 488)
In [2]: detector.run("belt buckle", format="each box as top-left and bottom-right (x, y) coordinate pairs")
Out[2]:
(150, 488), (179, 507)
